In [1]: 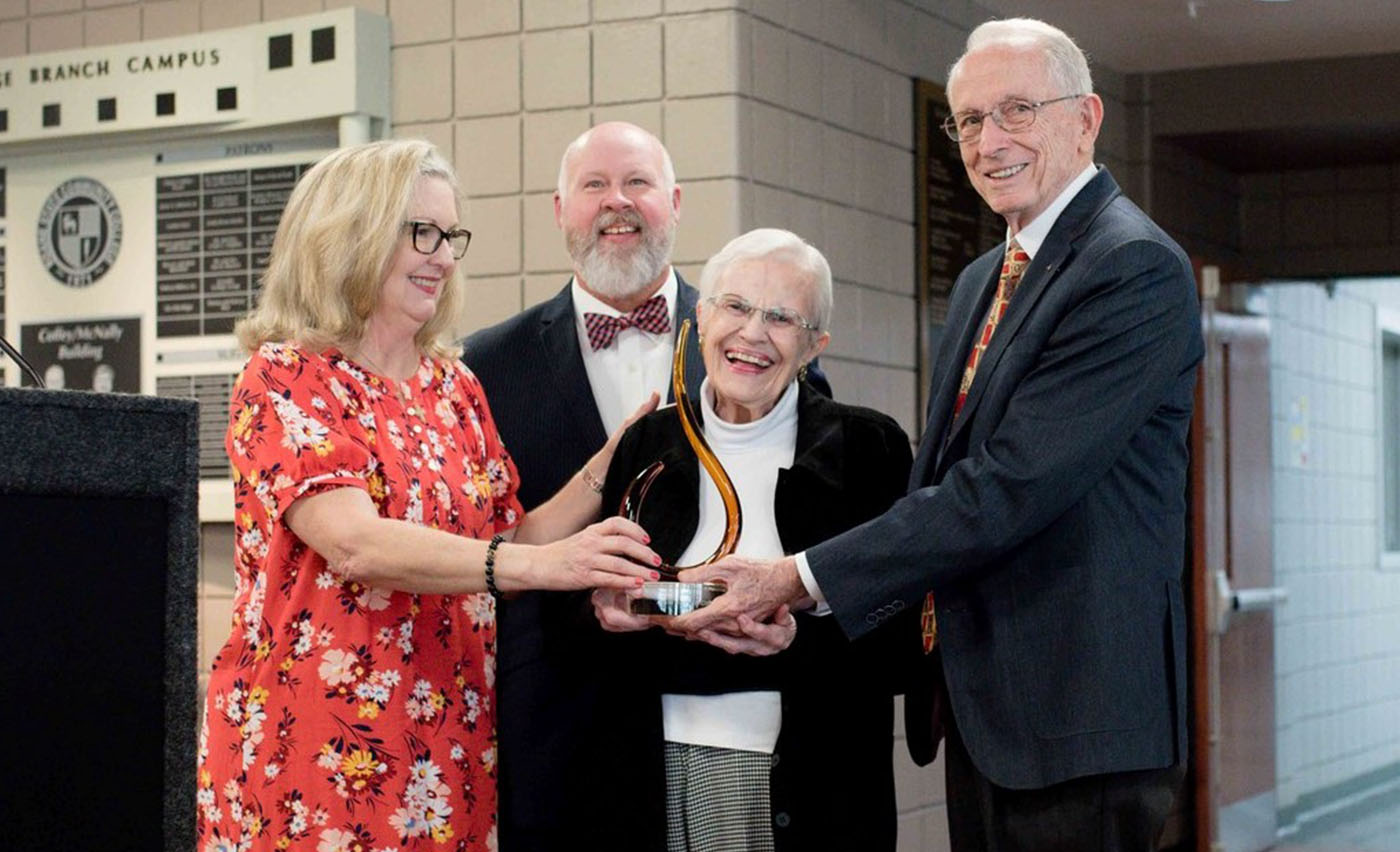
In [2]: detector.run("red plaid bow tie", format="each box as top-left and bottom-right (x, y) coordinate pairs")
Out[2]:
(583, 294), (671, 350)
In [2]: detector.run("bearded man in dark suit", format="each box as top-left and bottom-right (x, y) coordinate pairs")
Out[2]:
(462, 121), (691, 851)
(679, 18), (1201, 852)
(463, 121), (826, 850)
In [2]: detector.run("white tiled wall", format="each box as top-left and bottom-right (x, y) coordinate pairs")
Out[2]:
(1266, 280), (1400, 818)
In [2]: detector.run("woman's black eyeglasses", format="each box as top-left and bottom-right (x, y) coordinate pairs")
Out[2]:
(405, 220), (472, 259)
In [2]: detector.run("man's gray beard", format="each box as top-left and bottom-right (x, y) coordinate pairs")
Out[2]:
(569, 221), (676, 301)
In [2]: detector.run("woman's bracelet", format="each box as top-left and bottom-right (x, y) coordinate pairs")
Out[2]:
(484, 533), (505, 598)
(580, 466), (604, 495)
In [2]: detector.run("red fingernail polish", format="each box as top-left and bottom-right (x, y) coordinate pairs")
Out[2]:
(653, 554), (662, 566)
(651, 571), (661, 580)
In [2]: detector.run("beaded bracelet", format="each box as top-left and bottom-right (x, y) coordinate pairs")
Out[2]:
(484, 533), (505, 598)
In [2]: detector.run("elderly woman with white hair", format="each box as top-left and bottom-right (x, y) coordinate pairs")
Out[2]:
(589, 228), (915, 852)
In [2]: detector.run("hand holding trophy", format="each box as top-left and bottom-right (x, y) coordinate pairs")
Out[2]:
(619, 319), (737, 617)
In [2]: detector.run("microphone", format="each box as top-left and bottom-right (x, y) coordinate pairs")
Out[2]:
(0, 333), (46, 388)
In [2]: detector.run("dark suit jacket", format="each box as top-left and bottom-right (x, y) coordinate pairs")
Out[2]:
(461, 277), (830, 849)
(462, 279), (702, 849)
(807, 168), (1203, 790)
(593, 382), (915, 851)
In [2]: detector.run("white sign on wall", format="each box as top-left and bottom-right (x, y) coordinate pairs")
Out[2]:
(0, 8), (388, 145)
(0, 8), (390, 521)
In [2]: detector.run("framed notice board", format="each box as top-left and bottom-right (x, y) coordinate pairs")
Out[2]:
(913, 78), (1003, 432)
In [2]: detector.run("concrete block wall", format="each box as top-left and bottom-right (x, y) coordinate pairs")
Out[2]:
(1148, 148), (1400, 287)
(1265, 280), (1400, 824)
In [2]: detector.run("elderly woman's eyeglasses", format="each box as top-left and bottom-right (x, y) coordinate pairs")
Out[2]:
(707, 294), (817, 336)
(405, 220), (472, 259)
(942, 94), (1084, 143)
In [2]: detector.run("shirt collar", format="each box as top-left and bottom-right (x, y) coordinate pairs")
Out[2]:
(1007, 164), (1098, 258)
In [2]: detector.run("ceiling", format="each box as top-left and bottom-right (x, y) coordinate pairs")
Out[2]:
(973, 0), (1400, 73)
(972, 0), (1400, 172)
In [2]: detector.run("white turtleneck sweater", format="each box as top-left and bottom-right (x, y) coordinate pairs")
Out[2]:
(660, 377), (799, 754)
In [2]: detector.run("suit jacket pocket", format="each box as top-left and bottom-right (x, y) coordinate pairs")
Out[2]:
(1010, 561), (1167, 740)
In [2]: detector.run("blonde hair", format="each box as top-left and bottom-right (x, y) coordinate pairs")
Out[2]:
(235, 139), (466, 358)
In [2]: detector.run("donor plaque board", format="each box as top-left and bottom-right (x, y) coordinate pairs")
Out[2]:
(155, 161), (311, 337)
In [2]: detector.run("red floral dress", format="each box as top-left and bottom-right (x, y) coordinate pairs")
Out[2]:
(198, 343), (523, 852)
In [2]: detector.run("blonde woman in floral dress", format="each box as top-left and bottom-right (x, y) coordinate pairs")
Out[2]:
(197, 140), (661, 852)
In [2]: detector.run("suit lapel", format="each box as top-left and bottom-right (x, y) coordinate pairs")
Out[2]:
(910, 251), (1000, 485)
(777, 385), (847, 551)
(941, 248), (1062, 452)
(938, 169), (1123, 456)
(536, 285), (610, 450)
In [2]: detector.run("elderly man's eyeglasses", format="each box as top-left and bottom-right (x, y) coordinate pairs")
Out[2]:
(405, 220), (472, 259)
(707, 294), (817, 336)
(942, 95), (1084, 143)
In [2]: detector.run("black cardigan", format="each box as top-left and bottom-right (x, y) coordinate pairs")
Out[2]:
(582, 381), (915, 852)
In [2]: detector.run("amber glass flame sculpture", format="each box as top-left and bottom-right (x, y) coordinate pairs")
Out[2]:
(621, 319), (736, 615)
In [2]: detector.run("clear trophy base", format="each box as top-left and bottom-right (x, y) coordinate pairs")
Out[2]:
(629, 581), (726, 617)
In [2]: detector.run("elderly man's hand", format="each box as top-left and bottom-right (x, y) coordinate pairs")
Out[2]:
(673, 555), (811, 635)
(693, 605), (796, 656)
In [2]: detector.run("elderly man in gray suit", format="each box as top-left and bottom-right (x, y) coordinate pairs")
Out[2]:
(679, 18), (1201, 852)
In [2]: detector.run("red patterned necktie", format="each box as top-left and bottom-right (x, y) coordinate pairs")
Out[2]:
(952, 238), (1030, 419)
(583, 294), (671, 351)
(922, 238), (1030, 654)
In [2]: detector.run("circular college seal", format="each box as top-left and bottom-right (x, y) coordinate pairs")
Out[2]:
(37, 177), (124, 288)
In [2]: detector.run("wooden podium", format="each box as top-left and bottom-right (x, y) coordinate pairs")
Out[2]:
(0, 388), (198, 852)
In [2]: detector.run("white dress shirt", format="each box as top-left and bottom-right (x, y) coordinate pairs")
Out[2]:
(572, 269), (679, 436)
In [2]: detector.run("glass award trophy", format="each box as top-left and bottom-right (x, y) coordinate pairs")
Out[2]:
(621, 319), (735, 617)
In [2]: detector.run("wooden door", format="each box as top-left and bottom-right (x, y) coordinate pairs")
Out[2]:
(1192, 287), (1281, 852)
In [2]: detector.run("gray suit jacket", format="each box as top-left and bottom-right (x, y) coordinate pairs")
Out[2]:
(807, 168), (1202, 789)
